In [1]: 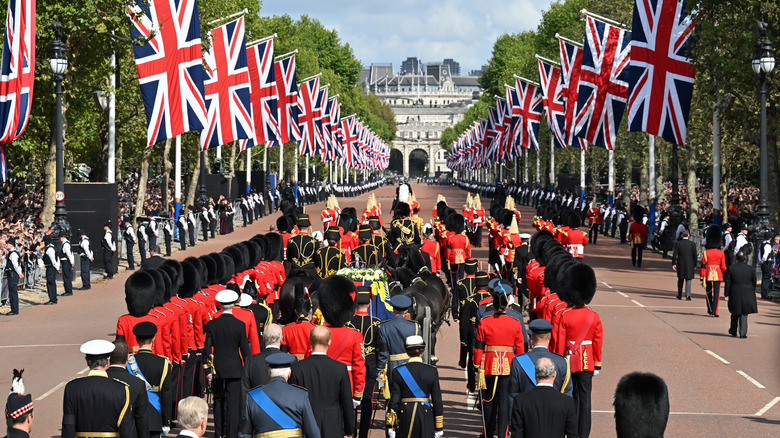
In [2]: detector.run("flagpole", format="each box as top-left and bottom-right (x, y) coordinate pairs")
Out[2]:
(555, 33), (583, 48)
(513, 74), (540, 87)
(648, 134), (657, 232)
(274, 50), (298, 61)
(608, 149), (615, 207)
(246, 145), (252, 193)
(305, 155), (310, 184)
(108, 45), (116, 183)
(247, 33), (277, 47)
(263, 144), (269, 208)
(524, 150), (529, 182)
(580, 9), (629, 30)
(279, 143), (284, 183)
(298, 72), (323, 85)
(550, 136), (555, 186)
(174, 135), (182, 239)
(536, 149), (540, 182)
(580, 148), (586, 202)
(207, 8), (249, 26)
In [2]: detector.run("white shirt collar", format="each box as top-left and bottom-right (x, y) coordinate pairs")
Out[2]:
(179, 430), (200, 438)
(537, 382), (554, 387)
(311, 352), (327, 356)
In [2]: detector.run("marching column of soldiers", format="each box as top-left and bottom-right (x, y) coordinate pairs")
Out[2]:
(50, 180), (610, 438)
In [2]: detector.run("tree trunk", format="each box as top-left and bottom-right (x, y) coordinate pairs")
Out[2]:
(623, 146), (632, 206)
(161, 138), (173, 214)
(135, 146), (153, 219)
(686, 146), (699, 236)
(185, 151), (201, 208)
(656, 141), (667, 205)
(42, 109), (57, 228)
(639, 147), (648, 206)
(228, 141), (237, 198)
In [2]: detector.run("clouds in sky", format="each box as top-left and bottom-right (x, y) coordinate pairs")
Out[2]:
(258, 0), (554, 73)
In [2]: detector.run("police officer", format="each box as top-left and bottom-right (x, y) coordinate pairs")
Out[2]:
(347, 286), (381, 438)
(377, 295), (421, 399)
(61, 340), (133, 438)
(186, 206), (197, 247)
(238, 353), (320, 438)
(137, 217), (149, 264)
(386, 335), (444, 438)
(160, 215), (173, 256)
(4, 237), (22, 315)
(176, 212), (188, 251)
(77, 229), (93, 290)
(148, 216), (159, 248)
(130, 322), (173, 437)
(102, 221), (116, 279)
(314, 227), (345, 279)
(42, 233), (60, 305)
(123, 216), (137, 270)
(199, 206), (210, 242)
(59, 232), (75, 296)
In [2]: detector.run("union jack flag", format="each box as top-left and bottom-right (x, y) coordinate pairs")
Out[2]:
(574, 16), (631, 150)
(339, 115), (358, 167)
(242, 37), (278, 151)
(127, 0), (207, 148)
(538, 59), (567, 149)
(297, 76), (321, 156)
(559, 39), (589, 150)
(313, 85), (328, 156)
(326, 96), (341, 161)
(274, 55), (300, 145)
(0, 0), (35, 181)
(320, 93), (333, 160)
(628, 0), (696, 146)
(514, 78), (544, 151)
(200, 17), (253, 150)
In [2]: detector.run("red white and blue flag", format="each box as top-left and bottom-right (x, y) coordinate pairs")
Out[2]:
(313, 85), (328, 156)
(127, 0), (207, 148)
(297, 76), (321, 156)
(325, 96), (341, 161)
(512, 78), (543, 152)
(0, 0), (35, 181)
(200, 17), (253, 150)
(274, 54), (300, 145)
(573, 16), (631, 150)
(538, 59), (567, 149)
(242, 37), (278, 150)
(628, 0), (696, 145)
(559, 38), (589, 150)
(338, 115), (358, 167)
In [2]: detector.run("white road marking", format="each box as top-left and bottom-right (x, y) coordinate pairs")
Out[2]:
(592, 304), (697, 308)
(593, 410), (750, 416)
(0, 343), (82, 349)
(601, 281), (613, 289)
(737, 370), (766, 389)
(617, 291), (629, 298)
(35, 381), (67, 401)
(631, 299), (645, 307)
(755, 397), (780, 416)
(704, 350), (730, 365)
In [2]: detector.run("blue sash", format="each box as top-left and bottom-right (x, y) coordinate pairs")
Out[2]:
(516, 354), (537, 386)
(397, 365), (431, 407)
(248, 387), (298, 430)
(126, 358), (162, 413)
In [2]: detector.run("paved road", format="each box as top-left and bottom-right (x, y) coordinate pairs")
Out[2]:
(2, 183), (778, 437)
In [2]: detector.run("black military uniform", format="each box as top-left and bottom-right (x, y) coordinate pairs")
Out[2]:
(204, 290), (251, 438)
(353, 225), (381, 268)
(4, 237), (22, 315)
(286, 215), (318, 276)
(377, 296), (421, 389)
(161, 215), (173, 256)
(130, 322), (174, 437)
(368, 216), (397, 266)
(176, 213), (187, 251)
(239, 353), (320, 438)
(62, 340), (134, 438)
(453, 258), (479, 321)
(387, 337), (444, 438)
(459, 271), (491, 392)
(315, 227), (346, 278)
(106, 364), (150, 438)
(347, 286), (381, 438)
(388, 203), (421, 252)
(59, 235), (75, 296)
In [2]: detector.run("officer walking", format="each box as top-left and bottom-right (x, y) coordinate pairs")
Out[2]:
(4, 237), (22, 315)
(102, 221), (116, 279)
(348, 286), (381, 438)
(59, 232), (75, 296)
(61, 340), (133, 438)
(238, 353), (320, 438)
(77, 229), (93, 290)
(377, 295), (420, 399)
(130, 322), (173, 437)
(42, 233), (60, 305)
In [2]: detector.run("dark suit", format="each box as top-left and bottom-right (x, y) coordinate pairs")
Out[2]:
(133, 348), (174, 433)
(239, 377), (320, 438)
(241, 347), (289, 406)
(508, 346), (573, 417)
(61, 370), (134, 438)
(141, 255), (165, 270)
(106, 365), (150, 438)
(204, 312), (251, 438)
(510, 385), (577, 438)
(724, 261), (758, 337)
(672, 238), (698, 299)
(289, 354), (354, 437)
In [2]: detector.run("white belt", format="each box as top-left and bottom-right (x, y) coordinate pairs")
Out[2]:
(569, 340), (592, 345)
(567, 244), (584, 257)
(346, 366), (353, 371)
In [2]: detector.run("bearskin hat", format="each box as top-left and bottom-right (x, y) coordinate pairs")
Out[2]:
(179, 260), (201, 298)
(236, 244), (251, 271)
(243, 240), (262, 267)
(705, 225), (722, 250)
(252, 235), (268, 259)
(436, 200), (449, 219)
(124, 271), (156, 317)
(395, 202), (411, 218)
(447, 214), (465, 234)
(162, 259), (184, 292)
(568, 212), (582, 229)
(156, 268), (173, 301)
(159, 264), (180, 297)
(500, 209), (514, 228)
(317, 275), (356, 327)
(614, 372), (670, 438)
(146, 268), (167, 307)
(276, 215), (291, 233)
(530, 230), (554, 259)
(560, 262), (597, 306)
(538, 239), (565, 267)
(264, 233), (284, 262)
(218, 253), (234, 284)
(293, 283), (312, 320)
(632, 205), (645, 223)
(543, 252), (574, 291)
(554, 259), (580, 304)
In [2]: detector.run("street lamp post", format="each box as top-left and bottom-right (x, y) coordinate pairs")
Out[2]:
(50, 22), (71, 240)
(196, 150), (209, 210)
(753, 20), (775, 245)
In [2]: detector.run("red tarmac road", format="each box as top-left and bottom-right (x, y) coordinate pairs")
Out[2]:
(2, 183), (778, 437)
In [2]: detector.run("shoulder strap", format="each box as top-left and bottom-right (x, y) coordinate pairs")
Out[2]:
(248, 387), (298, 429)
(127, 356), (162, 413)
(396, 365), (431, 407)
(516, 353), (537, 386)
(572, 310), (596, 353)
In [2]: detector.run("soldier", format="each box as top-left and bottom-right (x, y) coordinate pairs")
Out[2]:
(473, 279), (526, 438)
(388, 202), (420, 252)
(42, 233), (60, 305)
(459, 271), (491, 393)
(368, 216), (396, 266)
(59, 232), (75, 296)
(123, 216), (137, 270)
(176, 212), (188, 251)
(61, 340), (133, 438)
(377, 295), (421, 399)
(5, 383), (34, 438)
(454, 258), (479, 323)
(586, 201), (601, 244)
(315, 227), (346, 278)
(72, 229), (94, 292)
(566, 214), (588, 259)
(420, 224), (441, 273)
(137, 217), (149, 265)
(203, 290), (251, 438)
(352, 225), (381, 268)
(701, 225), (727, 317)
(287, 214), (318, 277)
(238, 353), (320, 438)
(4, 237), (22, 315)
(386, 336), (444, 438)
(348, 286), (381, 438)
(629, 206), (648, 268)
(281, 284), (315, 359)
(130, 322), (174, 438)
(473, 195), (486, 248)
(446, 213), (471, 295)
(106, 340), (150, 438)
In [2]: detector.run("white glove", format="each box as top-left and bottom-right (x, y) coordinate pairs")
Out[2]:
(377, 379), (385, 389)
(162, 427), (170, 436)
(594, 370), (600, 376)
(353, 398), (361, 409)
(434, 431), (444, 438)
(387, 429), (396, 438)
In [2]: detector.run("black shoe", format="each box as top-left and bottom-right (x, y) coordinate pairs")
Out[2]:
(44, 301), (57, 305)
(8, 311), (18, 315)
(80, 287), (91, 290)
(728, 330), (737, 337)
(677, 295), (682, 300)
(739, 335), (747, 339)
(62, 293), (73, 296)
(686, 297), (691, 301)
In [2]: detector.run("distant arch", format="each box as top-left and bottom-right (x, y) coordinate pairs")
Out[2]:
(408, 149), (429, 177)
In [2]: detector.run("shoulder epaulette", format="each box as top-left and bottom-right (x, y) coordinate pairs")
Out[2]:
(290, 384), (308, 392)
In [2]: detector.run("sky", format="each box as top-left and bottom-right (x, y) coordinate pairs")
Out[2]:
(258, 0), (555, 74)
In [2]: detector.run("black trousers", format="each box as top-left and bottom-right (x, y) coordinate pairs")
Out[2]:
(358, 376), (377, 438)
(213, 377), (241, 438)
(201, 222), (209, 241)
(102, 249), (114, 278)
(80, 256), (91, 288)
(705, 280), (721, 316)
(164, 235), (172, 256)
(677, 278), (692, 299)
(61, 260), (73, 295)
(6, 271), (19, 314)
(138, 240), (147, 264)
(631, 245), (644, 267)
(177, 226), (187, 250)
(45, 266), (58, 303)
(188, 224), (196, 246)
(619, 224), (628, 243)
(761, 262), (772, 298)
(588, 224), (599, 244)
(730, 314), (748, 337)
(481, 374), (510, 438)
(475, 226), (483, 248)
(450, 263), (464, 318)
(125, 240), (135, 269)
(573, 371), (594, 438)
(210, 221), (216, 238)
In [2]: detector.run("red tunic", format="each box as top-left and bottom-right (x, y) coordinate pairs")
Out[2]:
(586, 208), (602, 225)
(321, 208), (338, 229)
(446, 233), (471, 265)
(700, 249), (727, 281)
(502, 233), (523, 263)
(473, 208), (486, 228)
(282, 321), (315, 359)
(420, 239), (441, 272)
(566, 229), (588, 259)
(629, 222), (648, 246)
(553, 306), (603, 373)
(526, 261), (547, 312)
(116, 314), (158, 354)
(473, 313), (526, 376)
(326, 325), (367, 399)
(554, 226), (570, 244)
(164, 301), (188, 361)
